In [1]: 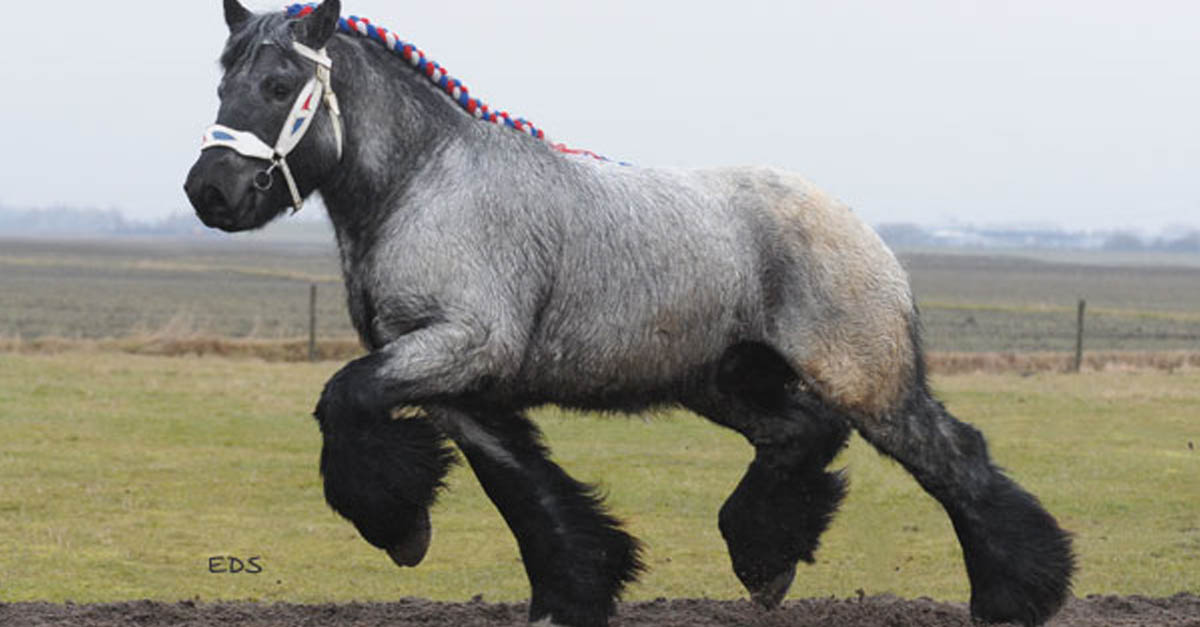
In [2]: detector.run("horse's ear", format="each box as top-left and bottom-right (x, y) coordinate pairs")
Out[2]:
(294, 0), (342, 49)
(223, 0), (251, 31)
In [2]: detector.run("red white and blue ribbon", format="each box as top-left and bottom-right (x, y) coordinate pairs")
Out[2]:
(285, 3), (624, 164)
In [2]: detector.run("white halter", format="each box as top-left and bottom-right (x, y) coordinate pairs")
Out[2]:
(201, 41), (344, 213)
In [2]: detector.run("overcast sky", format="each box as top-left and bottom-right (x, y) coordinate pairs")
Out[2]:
(2, 0), (1197, 232)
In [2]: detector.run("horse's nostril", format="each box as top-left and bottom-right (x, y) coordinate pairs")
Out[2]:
(199, 185), (227, 210)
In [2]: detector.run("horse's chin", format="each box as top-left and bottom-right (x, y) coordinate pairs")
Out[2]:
(195, 193), (288, 233)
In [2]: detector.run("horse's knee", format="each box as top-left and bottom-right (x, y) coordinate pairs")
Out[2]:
(313, 355), (394, 430)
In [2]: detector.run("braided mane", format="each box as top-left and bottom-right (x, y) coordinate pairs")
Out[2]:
(285, 3), (619, 163)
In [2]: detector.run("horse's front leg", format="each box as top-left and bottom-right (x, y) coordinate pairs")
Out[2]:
(430, 407), (644, 627)
(313, 321), (501, 566)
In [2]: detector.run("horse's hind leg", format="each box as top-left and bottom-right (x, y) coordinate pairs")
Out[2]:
(429, 406), (643, 627)
(851, 381), (1075, 626)
(687, 342), (852, 608)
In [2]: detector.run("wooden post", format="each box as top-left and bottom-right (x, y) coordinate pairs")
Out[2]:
(308, 283), (318, 362)
(1073, 298), (1086, 372)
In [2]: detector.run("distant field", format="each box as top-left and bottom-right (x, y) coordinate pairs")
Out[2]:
(0, 238), (351, 340)
(903, 253), (1200, 352)
(0, 352), (1196, 603)
(1, 238), (1199, 353)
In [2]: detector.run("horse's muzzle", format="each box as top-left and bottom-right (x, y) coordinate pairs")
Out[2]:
(184, 150), (274, 232)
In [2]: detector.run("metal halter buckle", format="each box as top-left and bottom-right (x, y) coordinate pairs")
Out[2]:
(253, 162), (279, 192)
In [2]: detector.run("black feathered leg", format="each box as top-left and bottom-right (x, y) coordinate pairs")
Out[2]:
(851, 386), (1075, 627)
(314, 356), (457, 567)
(430, 407), (644, 627)
(687, 342), (852, 608)
(717, 421), (850, 607)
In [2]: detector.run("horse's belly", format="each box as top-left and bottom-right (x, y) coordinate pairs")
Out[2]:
(523, 289), (749, 406)
(515, 165), (762, 406)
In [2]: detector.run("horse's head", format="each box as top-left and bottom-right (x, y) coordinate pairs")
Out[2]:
(184, 0), (344, 232)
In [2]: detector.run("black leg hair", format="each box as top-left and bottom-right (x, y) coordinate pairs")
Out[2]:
(853, 386), (1074, 626)
(717, 432), (849, 608)
(687, 342), (852, 608)
(430, 407), (644, 627)
(314, 356), (457, 567)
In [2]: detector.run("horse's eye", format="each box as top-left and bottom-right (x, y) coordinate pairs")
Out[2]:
(263, 78), (295, 101)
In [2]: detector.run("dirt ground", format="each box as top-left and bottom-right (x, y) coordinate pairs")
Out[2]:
(3, 594), (1197, 627)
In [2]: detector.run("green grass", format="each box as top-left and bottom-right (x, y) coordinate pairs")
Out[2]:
(1, 352), (1197, 603)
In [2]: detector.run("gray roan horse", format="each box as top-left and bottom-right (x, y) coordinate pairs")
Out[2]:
(184, 2), (1074, 625)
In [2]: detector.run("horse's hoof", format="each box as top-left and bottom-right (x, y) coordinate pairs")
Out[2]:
(386, 507), (432, 567)
(750, 565), (796, 609)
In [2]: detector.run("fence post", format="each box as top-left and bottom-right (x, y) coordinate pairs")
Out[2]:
(1073, 298), (1086, 372)
(308, 283), (318, 362)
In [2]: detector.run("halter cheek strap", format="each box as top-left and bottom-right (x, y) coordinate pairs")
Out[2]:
(200, 41), (344, 213)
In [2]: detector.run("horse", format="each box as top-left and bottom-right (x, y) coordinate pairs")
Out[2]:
(184, 2), (1074, 625)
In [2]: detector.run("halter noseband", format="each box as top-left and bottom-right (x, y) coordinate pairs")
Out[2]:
(201, 41), (344, 213)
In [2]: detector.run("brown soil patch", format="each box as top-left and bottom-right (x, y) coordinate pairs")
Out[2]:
(4, 594), (1197, 626)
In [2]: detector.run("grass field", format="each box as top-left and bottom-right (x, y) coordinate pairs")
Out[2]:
(1, 351), (1196, 603)
(3, 238), (1199, 353)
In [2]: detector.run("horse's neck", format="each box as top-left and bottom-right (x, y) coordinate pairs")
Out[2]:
(319, 36), (471, 256)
